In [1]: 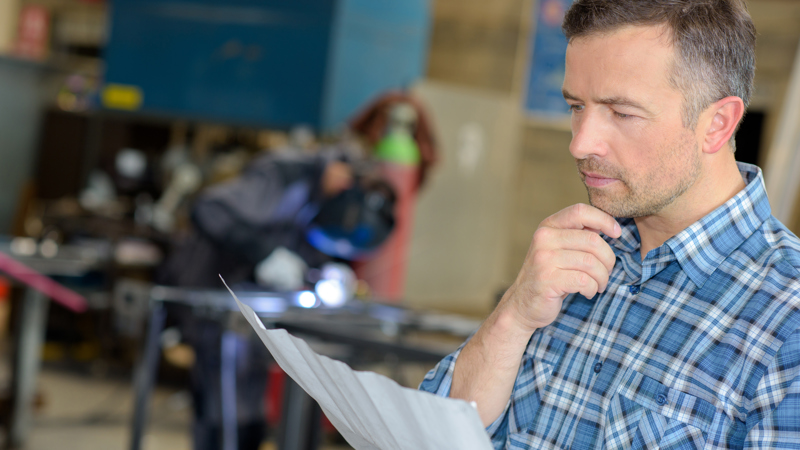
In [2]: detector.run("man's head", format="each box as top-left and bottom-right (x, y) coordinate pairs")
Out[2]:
(563, 0), (756, 134)
(561, 0), (755, 219)
(321, 160), (354, 198)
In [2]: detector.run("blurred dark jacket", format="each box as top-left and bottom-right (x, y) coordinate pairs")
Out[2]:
(158, 152), (332, 288)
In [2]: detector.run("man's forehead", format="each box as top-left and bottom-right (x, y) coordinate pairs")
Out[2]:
(562, 24), (683, 117)
(567, 23), (675, 49)
(565, 23), (676, 77)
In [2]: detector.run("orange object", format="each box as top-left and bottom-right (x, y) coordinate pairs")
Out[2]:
(265, 364), (284, 426)
(353, 163), (418, 302)
(0, 277), (9, 300)
(0, 277), (11, 338)
(265, 364), (336, 434)
(350, 92), (438, 302)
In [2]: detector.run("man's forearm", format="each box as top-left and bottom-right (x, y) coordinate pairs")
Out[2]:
(450, 291), (535, 426)
(450, 205), (619, 426)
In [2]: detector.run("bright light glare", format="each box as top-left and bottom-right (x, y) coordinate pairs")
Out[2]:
(298, 291), (317, 309)
(315, 279), (346, 307)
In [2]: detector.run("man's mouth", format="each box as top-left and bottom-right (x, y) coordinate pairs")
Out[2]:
(582, 172), (618, 188)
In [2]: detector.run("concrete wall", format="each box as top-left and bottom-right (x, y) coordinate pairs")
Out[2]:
(506, 125), (584, 283)
(405, 81), (521, 316)
(426, 0), (526, 94)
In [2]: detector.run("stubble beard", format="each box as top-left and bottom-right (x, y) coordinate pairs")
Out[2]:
(577, 141), (701, 219)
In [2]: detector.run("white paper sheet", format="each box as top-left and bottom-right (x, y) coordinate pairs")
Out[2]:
(222, 279), (493, 450)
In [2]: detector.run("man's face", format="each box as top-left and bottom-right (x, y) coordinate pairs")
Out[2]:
(563, 25), (702, 218)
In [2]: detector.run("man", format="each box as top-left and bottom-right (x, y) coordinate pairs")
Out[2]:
(158, 152), (356, 450)
(420, 1), (800, 448)
(160, 150), (395, 450)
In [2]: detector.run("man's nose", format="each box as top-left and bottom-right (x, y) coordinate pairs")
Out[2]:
(569, 111), (610, 160)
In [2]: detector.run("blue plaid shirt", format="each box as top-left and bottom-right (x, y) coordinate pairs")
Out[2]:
(420, 163), (800, 449)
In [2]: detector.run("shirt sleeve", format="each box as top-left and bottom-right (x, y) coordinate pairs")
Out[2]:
(744, 328), (800, 448)
(419, 338), (513, 449)
(418, 346), (460, 397)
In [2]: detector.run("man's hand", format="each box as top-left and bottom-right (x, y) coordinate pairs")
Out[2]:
(501, 203), (621, 334)
(450, 203), (620, 426)
(321, 161), (354, 197)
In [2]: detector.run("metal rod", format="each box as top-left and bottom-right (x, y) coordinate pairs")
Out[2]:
(9, 288), (49, 448)
(129, 303), (166, 450)
(221, 329), (239, 450)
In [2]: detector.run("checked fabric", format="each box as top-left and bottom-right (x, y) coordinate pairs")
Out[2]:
(420, 163), (800, 449)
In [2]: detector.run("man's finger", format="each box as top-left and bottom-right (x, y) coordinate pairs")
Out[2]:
(542, 203), (621, 238)
(546, 250), (611, 293)
(550, 269), (601, 300)
(543, 229), (617, 273)
(559, 230), (617, 272)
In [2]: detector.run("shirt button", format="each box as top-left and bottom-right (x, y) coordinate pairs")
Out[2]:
(593, 362), (603, 373)
(656, 394), (667, 405)
(629, 285), (640, 294)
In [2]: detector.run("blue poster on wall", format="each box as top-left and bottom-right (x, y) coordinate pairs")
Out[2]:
(524, 0), (574, 119)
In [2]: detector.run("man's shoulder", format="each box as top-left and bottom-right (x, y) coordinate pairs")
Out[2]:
(754, 216), (800, 276)
(721, 215), (800, 322)
(729, 216), (800, 335)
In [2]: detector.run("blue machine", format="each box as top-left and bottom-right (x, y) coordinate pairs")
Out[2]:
(103, 0), (430, 132)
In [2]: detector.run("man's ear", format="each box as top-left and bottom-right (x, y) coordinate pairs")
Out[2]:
(702, 96), (745, 154)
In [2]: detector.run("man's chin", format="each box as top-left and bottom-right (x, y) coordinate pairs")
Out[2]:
(587, 193), (636, 219)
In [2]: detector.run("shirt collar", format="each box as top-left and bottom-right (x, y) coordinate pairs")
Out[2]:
(604, 162), (772, 288)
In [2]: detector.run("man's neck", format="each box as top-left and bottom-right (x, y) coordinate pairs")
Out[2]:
(634, 160), (746, 260)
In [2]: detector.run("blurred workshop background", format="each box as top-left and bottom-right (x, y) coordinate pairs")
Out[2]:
(0, 0), (798, 449)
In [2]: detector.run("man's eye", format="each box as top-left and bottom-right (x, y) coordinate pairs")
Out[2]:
(568, 104), (584, 113)
(614, 112), (632, 119)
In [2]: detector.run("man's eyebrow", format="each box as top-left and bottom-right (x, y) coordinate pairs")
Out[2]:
(562, 88), (579, 102)
(562, 89), (653, 115)
(596, 96), (651, 113)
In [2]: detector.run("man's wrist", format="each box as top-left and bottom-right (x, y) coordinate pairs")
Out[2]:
(492, 305), (537, 342)
(480, 294), (537, 358)
(496, 284), (540, 332)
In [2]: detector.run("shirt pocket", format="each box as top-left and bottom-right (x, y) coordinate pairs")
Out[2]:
(508, 332), (567, 435)
(605, 368), (716, 450)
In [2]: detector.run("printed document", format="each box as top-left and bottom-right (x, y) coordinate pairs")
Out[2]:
(223, 280), (493, 450)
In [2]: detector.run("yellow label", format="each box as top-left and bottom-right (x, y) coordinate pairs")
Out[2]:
(102, 83), (143, 110)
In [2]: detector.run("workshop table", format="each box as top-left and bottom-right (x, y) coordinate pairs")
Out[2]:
(129, 286), (479, 450)
(0, 240), (95, 449)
